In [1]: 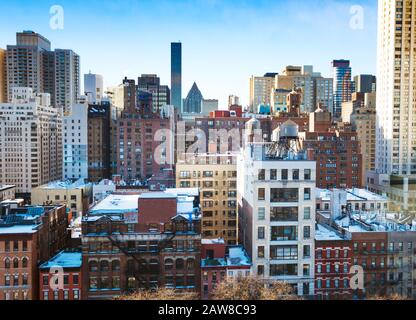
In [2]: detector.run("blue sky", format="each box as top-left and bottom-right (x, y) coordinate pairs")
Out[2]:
(0, 0), (377, 107)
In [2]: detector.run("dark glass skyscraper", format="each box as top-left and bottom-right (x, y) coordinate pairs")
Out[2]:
(332, 59), (354, 119)
(183, 82), (203, 113)
(171, 42), (182, 112)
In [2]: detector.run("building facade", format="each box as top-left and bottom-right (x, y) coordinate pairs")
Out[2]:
(84, 73), (103, 104)
(332, 60), (354, 119)
(176, 154), (238, 245)
(63, 103), (88, 180)
(171, 42), (182, 112)
(237, 119), (316, 296)
(0, 48), (6, 103)
(0, 88), (62, 197)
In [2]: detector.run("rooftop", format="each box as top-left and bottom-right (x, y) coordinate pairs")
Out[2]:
(315, 224), (345, 241)
(0, 185), (15, 191)
(40, 178), (90, 190)
(90, 194), (140, 215)
(316, 188), (388, 202)
(39, 251), (82, 269)
(201, 245), (251, 268)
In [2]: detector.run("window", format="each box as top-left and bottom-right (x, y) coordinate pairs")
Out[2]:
(13, 258), (19, 268)
(270, 169), (277, 180)
(258, 169), (265, 181)
(112, 260), (120, 271)
(258, 246), (265, 258)
(73, 274), (79, 285)
(258, 208), (265, 220)
(303, 245), (311, 258)
(258, 188), (265, 201)
(270, 245), (298, 260)
(271, 188), (298, 202)
(317, 264), (322, 273)
(13, 241), (18, 252)
(335, 264), (340, 273)
(73, 290), (80, 300)
(176, 259), (184, 270)
(43, 275), (49, 286)
(258, 227), (265, 240)
(271, 226), (297, 241)
(292, 169), (299, 180)
(304, 207), (311, 220)
(4, 258), (10, 269)
(270, 264), (297, 276)
(187, 259), (195, 270)
(63, 290), (69, 300)
(304, 169), (311, 180)
(64, 275), (69, 285)
(304, 188), (311, 200)
(43, 291), (49, 300)
(257, 265), (264, 276)
(22, 257), (28, 268)
(54, 291), (59, 300)
(270, 207), (298, 222)
(281, 169), (288, 180)
(165, 259), (174, 271)
(303, 264), (310, 276)
(303, 226), (311, 239)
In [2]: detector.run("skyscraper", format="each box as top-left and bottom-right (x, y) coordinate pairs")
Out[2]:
(6, 31), (51, 101)
(6, 31), (80, 109)
(332, 60), (354, 119)
(171, 42), (182, 112)
(376, 0), (416, 176)
(137, 74), (170, 113)
(354, 74), (376, 93)
(249, 74), (275, 110)
(183, 82), (203, 114)
(54, 49), (80, 110)
(0, 48), (6, 103)
(84, 72), (103, 104)
(0, 87), (62, 197)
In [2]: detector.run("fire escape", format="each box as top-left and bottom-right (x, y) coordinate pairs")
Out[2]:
(106, 225), (176, 293)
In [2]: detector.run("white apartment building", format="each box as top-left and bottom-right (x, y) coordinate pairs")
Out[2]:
(249, 75), (275, 109)
(84, 72), (103, 104)
(63, 103), (88, 180)
(237, 119), (316, 296)
(376, 0), (416, 176)
(0, 87), (62, 194)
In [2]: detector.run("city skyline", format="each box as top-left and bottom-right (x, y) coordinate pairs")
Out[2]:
(0, 0), (377, 107)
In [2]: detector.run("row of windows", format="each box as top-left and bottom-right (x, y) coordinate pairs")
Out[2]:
(2, 257), (29, 269)
(43, 289), (80, 300)
(257, 169), (312, 181)
(1, 240), (28, 252)
(257, 188), (311, 202)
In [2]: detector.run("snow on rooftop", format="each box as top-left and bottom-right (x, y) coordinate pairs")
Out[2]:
(0, 224), (39, 235)
(40, 251), (82, 269)
(201, 238), (225, 245)
(90, 194), (140, 214)
(42, 178), (90, 190)
(227, 246), (251, 267)
(315, 224), (344, 241)
(166, 188), (199, 197)
(139, 192), (177, 199)
(316, 188), (388, 202)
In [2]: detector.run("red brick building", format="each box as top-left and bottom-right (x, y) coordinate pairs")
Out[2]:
(81, 189), (201, 300)
(314, 224), (353, 300)
(200, 239), (251, 299)
(39, 250), (82, 300)
(0, 204), (69, 300)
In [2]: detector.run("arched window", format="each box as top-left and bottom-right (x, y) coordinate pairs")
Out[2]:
(4, 258), (10, 269)
(176, 259), (184, 270)
(112, 260), (120, 271)
(13, 258), (19, 269)
(127, 260), (135, 274)
(22, 257), (28, 268)
(186, 258), (195, 270)
(165, 259), (174, 271)
(89, 261), (98, 272)
(100, 260), (109, 272)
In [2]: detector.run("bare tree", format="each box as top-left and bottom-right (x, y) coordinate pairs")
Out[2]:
(367, 293), (408, 301)
(211, 276), (301, 300)
(115, 287), (199, 300)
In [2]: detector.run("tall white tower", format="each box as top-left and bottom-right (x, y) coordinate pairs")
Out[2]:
(376, 0), (416, 176)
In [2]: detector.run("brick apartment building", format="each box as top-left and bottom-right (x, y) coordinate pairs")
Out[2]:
(39, 250), (82, 300)
(116, 78), (174, 183)
(200, 238), (251, 299)
(314, 224), (353, 300)
(81, 189), (201, 300)
(0, 203), (69, 300)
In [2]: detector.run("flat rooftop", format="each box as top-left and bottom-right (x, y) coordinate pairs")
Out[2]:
(315, 224), (344, 241)
(40, 251), (82, 269)
(90, 194), (140, 215)
(40, 178), (90, 190)
(316, 188), (388, 202)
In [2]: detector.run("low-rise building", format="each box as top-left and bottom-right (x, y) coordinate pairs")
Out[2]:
(0, 204), (69, 300)
(39, 250), (82, 300)
(81, 189), (201, 300)
(200, 238), (251, 299)
(31, 179), (92, 218)
(0, 185), (15, 202)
